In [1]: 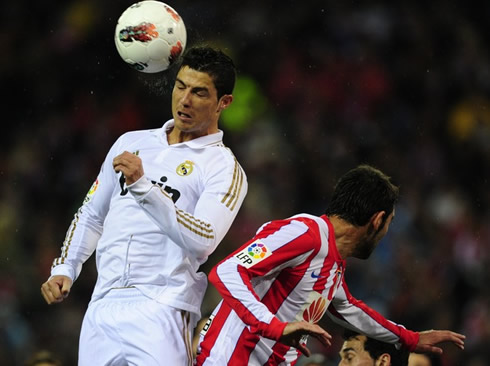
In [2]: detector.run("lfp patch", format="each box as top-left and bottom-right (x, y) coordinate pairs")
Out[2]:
(83, 179), (99, 204)
(235, 240), (271, 268)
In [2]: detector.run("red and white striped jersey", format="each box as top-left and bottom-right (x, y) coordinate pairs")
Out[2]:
(195, 214), (418, 366)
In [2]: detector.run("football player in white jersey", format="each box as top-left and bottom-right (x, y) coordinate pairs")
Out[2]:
(41, 46), (248, 366)
(196, 165), (464, 366)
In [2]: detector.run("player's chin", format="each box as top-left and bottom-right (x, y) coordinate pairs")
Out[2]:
(175, 114), (195, 126)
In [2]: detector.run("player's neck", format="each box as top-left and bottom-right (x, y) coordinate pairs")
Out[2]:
(328, 216), (366, 259)
(166, 126), (213, 145)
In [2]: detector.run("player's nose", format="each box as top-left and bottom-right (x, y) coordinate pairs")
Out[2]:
(180, 90), (192, 106)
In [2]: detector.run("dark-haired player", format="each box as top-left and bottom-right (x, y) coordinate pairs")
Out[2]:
(41, 47), (247, 366)
(196, 165), (464, 366)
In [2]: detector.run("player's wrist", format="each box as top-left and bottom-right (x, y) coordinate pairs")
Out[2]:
(263, 317), (288, 341)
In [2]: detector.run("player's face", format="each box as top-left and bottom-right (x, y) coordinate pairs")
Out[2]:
(338, 335), (376, 365)
(171, 66), (232, 139)
(355, 210), (395, 259)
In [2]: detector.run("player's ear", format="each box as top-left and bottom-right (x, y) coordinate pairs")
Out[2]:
(376, 353), (391, 365)
(371, 211), (385, 231)
(217, 94), (233, 111)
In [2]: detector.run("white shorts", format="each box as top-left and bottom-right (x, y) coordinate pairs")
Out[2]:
(78, 288), (194, 366)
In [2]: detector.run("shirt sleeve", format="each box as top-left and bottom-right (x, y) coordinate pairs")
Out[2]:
(209, 219), (319, 341)
(327, 277), (420, 351)
(50, 138), (121, 282)
(128, 153), (247, 261)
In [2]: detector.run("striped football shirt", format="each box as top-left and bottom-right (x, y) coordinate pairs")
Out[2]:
(196, 214), (418, 365)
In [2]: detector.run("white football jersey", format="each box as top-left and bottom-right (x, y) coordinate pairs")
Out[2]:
(51, 120), (247, 317)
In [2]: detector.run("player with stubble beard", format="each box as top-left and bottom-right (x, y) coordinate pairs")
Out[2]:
(196, 165), (465, 366)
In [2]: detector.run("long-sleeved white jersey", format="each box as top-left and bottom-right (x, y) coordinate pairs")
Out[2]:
(196, 214), (418, 365)
(50, 120), (247, 317)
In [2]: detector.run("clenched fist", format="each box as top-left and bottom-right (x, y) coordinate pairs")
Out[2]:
(113, 151), (144, 185)
(41, 275), (73, 304)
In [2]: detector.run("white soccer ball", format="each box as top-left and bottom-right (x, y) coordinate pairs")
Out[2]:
(114, 1), (187, 73)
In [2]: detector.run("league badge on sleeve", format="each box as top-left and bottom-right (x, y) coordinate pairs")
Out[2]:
(235, 239), (271, 268)
(83, 179), (99, 204)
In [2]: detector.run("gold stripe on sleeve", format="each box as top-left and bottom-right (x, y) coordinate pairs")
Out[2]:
(53, 210), (81, 268)
(176, 211), (214, 234)
(221, 160), (238, 207)
(177, 210), (212, 229)
(229, 168), (244, 211)
(177, 217), (215, 239)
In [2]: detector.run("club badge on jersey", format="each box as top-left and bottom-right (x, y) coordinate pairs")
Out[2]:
(176, 160), (194, 176)
(235, 239), (272, 268)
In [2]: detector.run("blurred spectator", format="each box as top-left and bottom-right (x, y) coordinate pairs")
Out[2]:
(24, 350), (62, 366)
(296, 353), (329, 366)
(408, 353), (441, 366)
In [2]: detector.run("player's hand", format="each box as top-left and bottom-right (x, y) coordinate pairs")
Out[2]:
(279, 321), (332, 357)
(41, 275), (73, 305)
(113, 151), (144, 185)
(414, 330), (465, 354)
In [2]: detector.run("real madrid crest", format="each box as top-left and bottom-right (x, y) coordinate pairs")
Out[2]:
(176, 160), (194, 176)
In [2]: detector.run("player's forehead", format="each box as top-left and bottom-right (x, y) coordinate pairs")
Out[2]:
(175, 66), (217, 91)
(340, 335), (366, 353)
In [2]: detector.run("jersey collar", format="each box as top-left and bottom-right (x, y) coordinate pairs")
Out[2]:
(153, 119), (224, 148)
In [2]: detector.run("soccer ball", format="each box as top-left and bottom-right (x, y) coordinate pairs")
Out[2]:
(114, 1), (187, 73)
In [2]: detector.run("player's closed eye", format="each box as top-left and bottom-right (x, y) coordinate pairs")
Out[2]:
(343, 353), (355, 362)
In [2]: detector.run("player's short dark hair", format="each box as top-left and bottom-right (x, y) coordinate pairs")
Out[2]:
(343, 329), (409, 366)
(325, 164), (399, 226)
(180, 46), (236, 99)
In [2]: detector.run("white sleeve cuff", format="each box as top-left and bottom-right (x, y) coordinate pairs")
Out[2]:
(127, 176), (154, 200)
(50, 264), (76, 282)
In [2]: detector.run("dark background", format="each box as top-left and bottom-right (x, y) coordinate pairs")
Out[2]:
(1, 1), (489, 365)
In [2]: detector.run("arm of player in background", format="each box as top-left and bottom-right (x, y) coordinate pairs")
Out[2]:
(326, 276), (419, 351)
(209, 218), (320, 341)
(127, 154), (247, 260)
(49, 137), (121, 282)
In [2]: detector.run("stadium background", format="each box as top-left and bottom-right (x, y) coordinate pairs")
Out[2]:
(1, 0), (489, 364)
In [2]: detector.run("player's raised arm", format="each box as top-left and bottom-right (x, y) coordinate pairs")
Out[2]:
(126, 152), (247, 260)
(327, 276), (420, 351)
(327, 277), (466, 354)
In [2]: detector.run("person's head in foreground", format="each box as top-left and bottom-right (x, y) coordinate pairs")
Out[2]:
(25, 350), (62, 366)
(339, 329), (409, 366)
(408, 353), (441, 366)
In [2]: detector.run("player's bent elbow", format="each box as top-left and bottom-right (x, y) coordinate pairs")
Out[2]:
(190, 239), (219, 262)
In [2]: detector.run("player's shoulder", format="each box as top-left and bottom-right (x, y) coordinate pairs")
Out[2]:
(209, 143), (238, 159)
(287, 214), (327, 238)
(205, 144), (246, 173)
(289, 213), (323, 227)
(257, 214), (319, 236)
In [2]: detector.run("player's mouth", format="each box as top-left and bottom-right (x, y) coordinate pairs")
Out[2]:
(177, 111), (192, 121)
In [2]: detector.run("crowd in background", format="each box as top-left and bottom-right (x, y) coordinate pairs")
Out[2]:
(1, 1), (489, 365)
